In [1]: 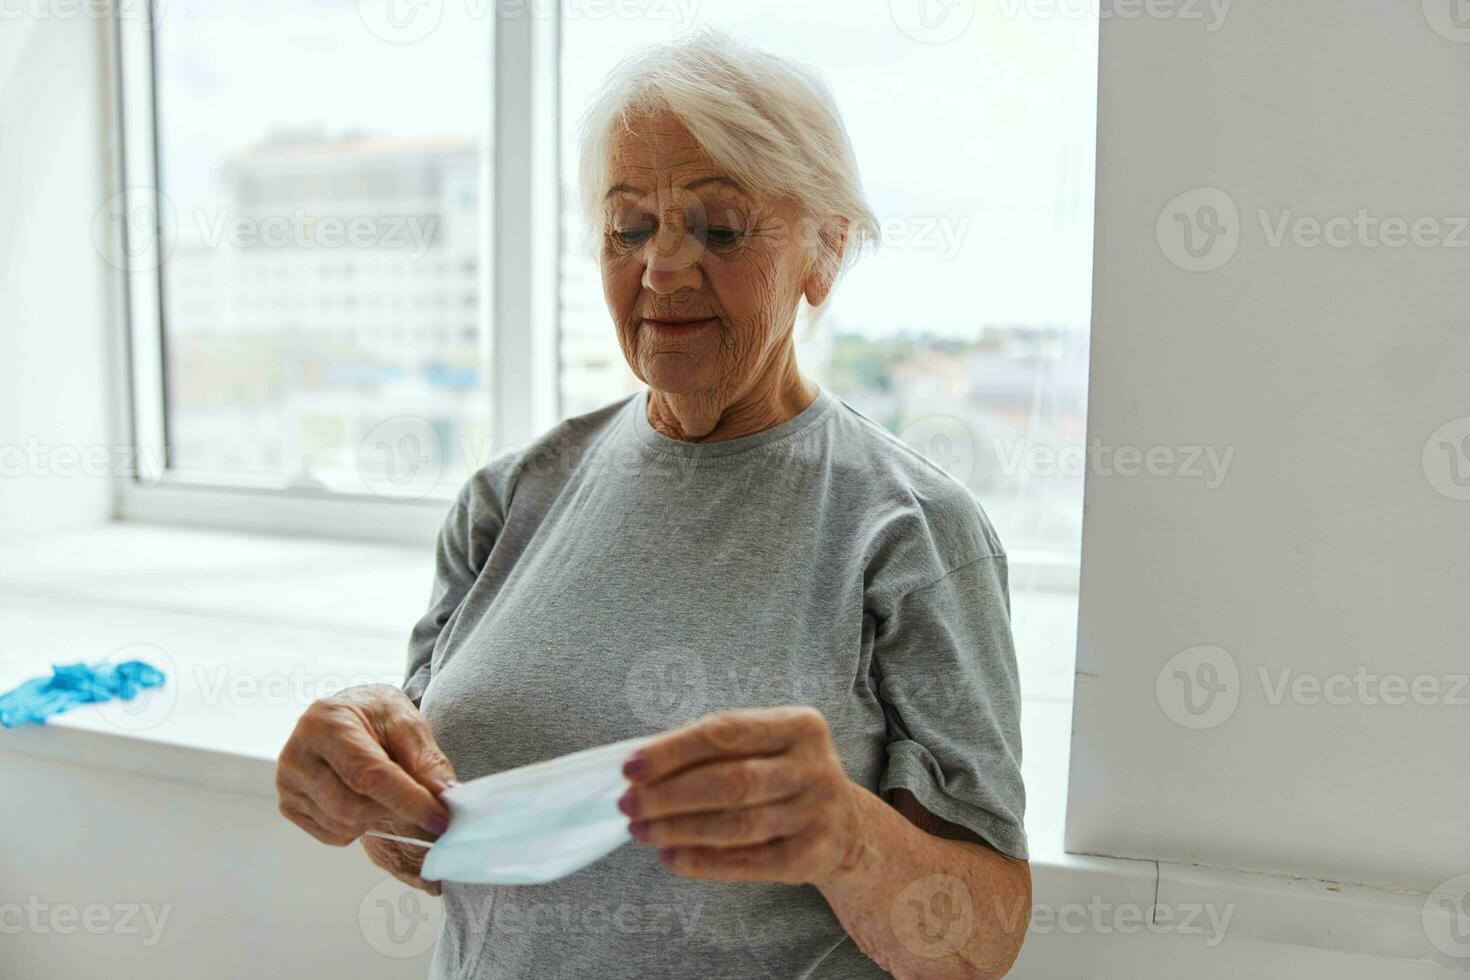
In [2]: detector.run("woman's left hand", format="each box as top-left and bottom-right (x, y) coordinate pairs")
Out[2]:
(618, 705), (863, 886)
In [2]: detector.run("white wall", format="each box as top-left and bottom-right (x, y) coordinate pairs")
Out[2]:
(0, 752), (439, 980)
(1068, 0), (1470, 893)
(0, 13), (117, 540)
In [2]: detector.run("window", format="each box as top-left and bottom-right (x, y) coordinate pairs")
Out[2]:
(116, 2), (1094, 564)
(559, 3), (1096, 563)
(120, 0), (492, 502)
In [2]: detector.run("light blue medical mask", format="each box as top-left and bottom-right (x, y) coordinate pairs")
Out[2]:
(372, 735), (653, 886)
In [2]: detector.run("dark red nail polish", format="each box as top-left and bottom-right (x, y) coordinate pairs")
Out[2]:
(425, 813), (449, 835)
(628, 820), (649, 840)
(658, 848), (676, 866)
(623, 755), (648, 779)
(617, 790), (639, 817)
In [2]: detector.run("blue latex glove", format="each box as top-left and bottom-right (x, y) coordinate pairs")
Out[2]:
(0, 661), (167, 729)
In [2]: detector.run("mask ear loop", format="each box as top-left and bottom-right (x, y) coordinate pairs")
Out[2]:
(364, 830), (434, 849)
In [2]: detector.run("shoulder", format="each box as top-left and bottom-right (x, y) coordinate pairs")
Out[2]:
(822, 396), (1006, 598)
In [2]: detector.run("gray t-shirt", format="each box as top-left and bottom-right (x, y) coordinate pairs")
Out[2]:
(404, 384), (1026, 979)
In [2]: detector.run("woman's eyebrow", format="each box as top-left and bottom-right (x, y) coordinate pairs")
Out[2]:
(603, 176), (751, 201)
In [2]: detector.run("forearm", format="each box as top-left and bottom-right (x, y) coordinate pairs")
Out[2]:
(814, 782), (1031, 980)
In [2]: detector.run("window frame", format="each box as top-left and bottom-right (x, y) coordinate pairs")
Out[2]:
(106, 1), (561, 545)
(104, 3), (1085, 583)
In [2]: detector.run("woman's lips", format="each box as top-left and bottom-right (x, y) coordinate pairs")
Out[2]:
(643, 316), (716, 334)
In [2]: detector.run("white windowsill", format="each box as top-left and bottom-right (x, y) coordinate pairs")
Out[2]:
(0, 522), (1456, 971)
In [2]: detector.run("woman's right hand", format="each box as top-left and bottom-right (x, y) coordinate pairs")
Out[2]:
(276, 683), (457, 890)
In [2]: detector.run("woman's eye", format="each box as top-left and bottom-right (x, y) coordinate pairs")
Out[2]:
(612, 226), (652, 246)
(706, 227), (743, 247)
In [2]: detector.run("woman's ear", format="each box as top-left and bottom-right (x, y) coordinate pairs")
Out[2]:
(802, 216), (849, 308)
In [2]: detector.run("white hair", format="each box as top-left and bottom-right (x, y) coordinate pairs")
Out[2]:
(575, 28), (879, 307)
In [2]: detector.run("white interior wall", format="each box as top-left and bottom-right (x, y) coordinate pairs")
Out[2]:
(0, 14), (117, 541)
(1068, 0), (1470, 892)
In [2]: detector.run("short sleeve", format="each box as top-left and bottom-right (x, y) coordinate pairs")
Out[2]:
(872, 554), (1028, 860)
(402, 472), (504, 705)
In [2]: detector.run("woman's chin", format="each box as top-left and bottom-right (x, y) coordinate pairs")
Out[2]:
(637, 356), (713, 399)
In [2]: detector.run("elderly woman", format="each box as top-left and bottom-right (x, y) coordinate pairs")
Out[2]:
(276, 29), (1029, 980)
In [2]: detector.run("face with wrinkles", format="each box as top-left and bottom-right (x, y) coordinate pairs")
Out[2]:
(599, 110), (836, 437)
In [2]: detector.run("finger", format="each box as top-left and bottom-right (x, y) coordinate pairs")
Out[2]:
(657, 835), (811, 883)
(629, 798), (809, 848)
(294, 755), (398, 836)
(279, 801), (354, 847)
(316, 723), (450, 836)
(361, 836), (429, 879)
(381, 716), (458, 796)
(623, 706), (827, 784)
(620, 756), (805, 819)
(279, 781), (367, 843)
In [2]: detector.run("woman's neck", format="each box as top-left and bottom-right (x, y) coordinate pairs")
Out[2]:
(645, 353), (817, 443)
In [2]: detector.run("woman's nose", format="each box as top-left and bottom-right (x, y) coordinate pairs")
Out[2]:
(641, 216), (705, 293)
